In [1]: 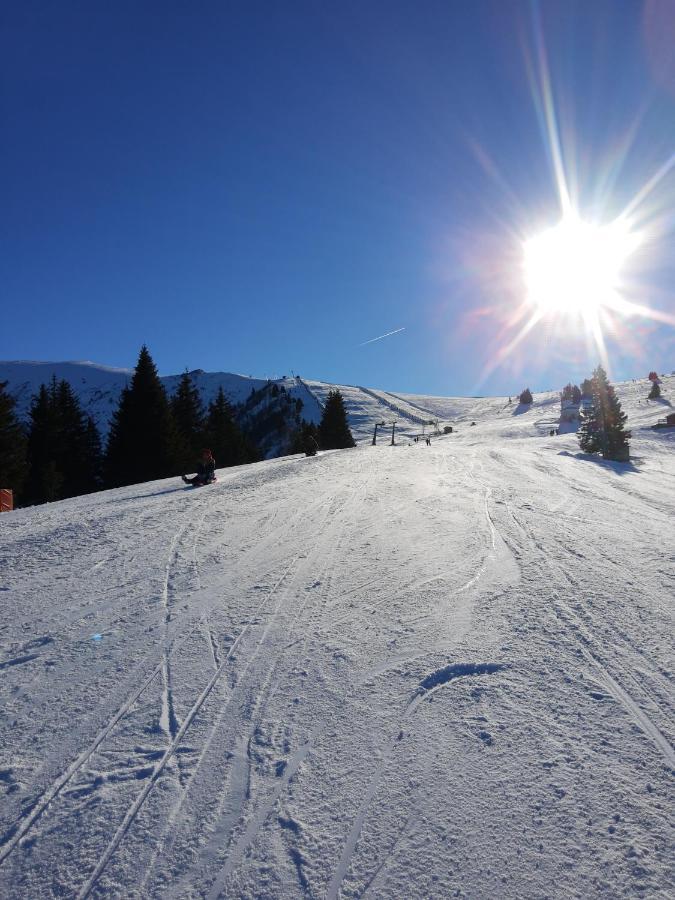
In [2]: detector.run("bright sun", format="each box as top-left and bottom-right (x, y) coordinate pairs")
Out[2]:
(523, 215), (641, 316)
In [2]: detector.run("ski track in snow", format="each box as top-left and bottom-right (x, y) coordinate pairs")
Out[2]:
(77, 551), (305, 900)
(496, 478), (674, 767)
(323, 450), (518, 900)
(167, 467), (374, 899)
(1, 381), (674, 898)
(0, 486), (224, 868)
(0, 466), (326, 870)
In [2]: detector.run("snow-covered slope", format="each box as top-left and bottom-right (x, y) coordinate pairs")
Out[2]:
(305, 374), (675, 443)
(0, 381), (673, 898)
(2, 360), (673, 448)
(398, 375), (675, 436)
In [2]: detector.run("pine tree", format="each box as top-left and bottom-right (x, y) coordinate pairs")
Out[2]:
(55, 380), (96, 498)
(23, 379), (104, 504)
(578, 365), (630, 461)
(105, 345), (179, 487)
(171, 371), (205, 472)
(578, 389), (602, 455)
(0, 380), (27, 501)
(648, 380), (661, 400)
(318, 390), (355, 449)
(25, 382), (63, 504)
(519, 387), (533, 405)
(290, 421), (320, 455)
(561, 383), (581, 405)
(599, 371), (630, 460)
(83, 416), (104, 493)
(204, 387), (252, 467)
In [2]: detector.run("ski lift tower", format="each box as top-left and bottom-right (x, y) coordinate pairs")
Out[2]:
(372, 421), (397, 445)
(372, 421), (387, 445)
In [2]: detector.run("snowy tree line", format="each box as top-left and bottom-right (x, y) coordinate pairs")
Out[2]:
(0, 346), (355, 507)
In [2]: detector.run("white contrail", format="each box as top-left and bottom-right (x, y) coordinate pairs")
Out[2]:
(359, 327), (405, 346)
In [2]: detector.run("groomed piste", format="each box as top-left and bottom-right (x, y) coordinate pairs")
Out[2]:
(0, 376), (673, 898)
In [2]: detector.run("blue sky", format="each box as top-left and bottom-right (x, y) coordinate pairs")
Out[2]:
(2, 1), (674, 396)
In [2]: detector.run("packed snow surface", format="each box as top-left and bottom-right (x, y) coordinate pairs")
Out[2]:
(1, 382), (674, 898)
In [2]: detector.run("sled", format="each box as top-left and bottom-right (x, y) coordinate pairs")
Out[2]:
(182, 476), (217, 487)
(191, 477), (217, 488)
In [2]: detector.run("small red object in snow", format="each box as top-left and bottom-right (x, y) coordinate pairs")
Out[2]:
(0, 489), (13, 512)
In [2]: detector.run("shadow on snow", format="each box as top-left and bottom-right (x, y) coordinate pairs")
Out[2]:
(558, 450), (640, 475)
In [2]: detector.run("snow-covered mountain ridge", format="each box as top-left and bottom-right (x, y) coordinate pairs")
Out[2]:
(0, 367), (673, 897)
(1, 359), (673, 443)
(0, 361), (293, 434)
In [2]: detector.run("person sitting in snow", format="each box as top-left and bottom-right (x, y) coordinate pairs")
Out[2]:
(182, 449), (216, 486)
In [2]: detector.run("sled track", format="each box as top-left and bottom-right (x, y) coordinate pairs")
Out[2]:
(177, 470), (373, 899)
(500, 497), (675, 769)
(324, 451), (512, 900)
(76, 553), (301, 899)
(160, 521), (192, 741)
(0, 480), (248, 668)
(69, 456), (370, 897)
(0, 491), (219, 867)
(553, 533), (674, 713)
(131, 482), (355, 897)
(0, 609), (204, 867)
(505, 496), (673, 709)
(0, 480), (330, 872)
(326, 660), (507, 899)
(0, 507), (165, 658)
(142, 492), (354, 896)
(79, 450), (508, 897)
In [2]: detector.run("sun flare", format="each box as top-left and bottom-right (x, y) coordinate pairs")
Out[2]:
(523, 215), (641, 316)
(469, 7), (675, 391)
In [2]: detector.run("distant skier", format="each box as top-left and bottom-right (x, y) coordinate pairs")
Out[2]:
(182, 449), (216, 486)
